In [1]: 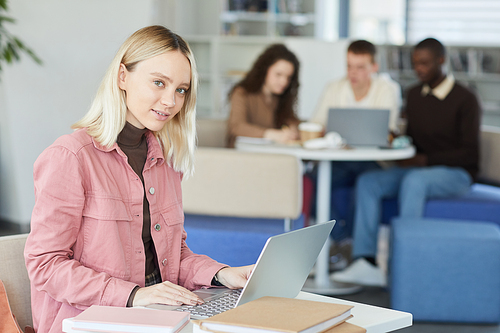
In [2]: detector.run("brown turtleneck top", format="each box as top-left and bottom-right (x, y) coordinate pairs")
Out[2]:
(117, 122), (158, 277)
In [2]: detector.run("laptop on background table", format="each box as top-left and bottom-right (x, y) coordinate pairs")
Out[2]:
(327, 108), (391, 148)
(147, 221), (336, 319)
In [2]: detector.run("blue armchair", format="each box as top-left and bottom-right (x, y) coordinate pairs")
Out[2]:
(389, 126), (500, 323)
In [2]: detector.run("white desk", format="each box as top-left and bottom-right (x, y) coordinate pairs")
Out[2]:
(235, 139), (416, 294)
(63, 292), (412, 333)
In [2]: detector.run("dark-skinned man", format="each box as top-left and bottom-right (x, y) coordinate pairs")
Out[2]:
(331, 38), (481, 287)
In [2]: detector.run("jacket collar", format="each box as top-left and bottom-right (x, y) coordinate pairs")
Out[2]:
(91, 130), (165, 166)
(421, 74), (455, 100)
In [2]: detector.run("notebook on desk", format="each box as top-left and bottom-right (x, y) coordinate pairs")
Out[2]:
(327, 108), (391, 147)
(148, 221), (336, 319)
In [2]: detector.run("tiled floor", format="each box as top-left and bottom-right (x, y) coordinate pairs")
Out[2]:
(2, 220), (499, 332)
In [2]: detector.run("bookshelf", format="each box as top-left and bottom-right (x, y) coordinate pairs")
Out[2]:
(377, 44), (500, 126)
(220, 0), (317, 37)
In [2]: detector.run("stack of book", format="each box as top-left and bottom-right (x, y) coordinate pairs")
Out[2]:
(62, 305), (190, 333)
(193, 296), (366, 333)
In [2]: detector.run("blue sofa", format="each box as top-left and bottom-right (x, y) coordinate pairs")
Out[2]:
(331, 182), (500, 226)
(184, 214), (304, 267)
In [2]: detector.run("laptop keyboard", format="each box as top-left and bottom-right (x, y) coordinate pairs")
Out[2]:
(176, 289), (242, 318)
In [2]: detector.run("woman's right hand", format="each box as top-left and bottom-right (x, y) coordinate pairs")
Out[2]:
(132, 281), (204, 307)
(264, 128), (298, 144)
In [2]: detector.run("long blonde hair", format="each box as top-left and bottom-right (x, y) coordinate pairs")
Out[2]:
(73, 25), (197, 176)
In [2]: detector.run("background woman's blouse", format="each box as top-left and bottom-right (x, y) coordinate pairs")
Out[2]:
(226, 86), (279, 148)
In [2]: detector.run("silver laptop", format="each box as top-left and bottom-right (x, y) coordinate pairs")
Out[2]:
(147, 221), (335, 318)
(327, 108), (390, 147)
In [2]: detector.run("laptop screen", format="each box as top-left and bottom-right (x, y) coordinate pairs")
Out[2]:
(327, 108), (390, 147)
(236, 220), (336, 306)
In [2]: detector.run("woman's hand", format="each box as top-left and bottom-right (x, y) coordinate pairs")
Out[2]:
(264, 127), (299, 144)
(215, 265), (254, 289)
(132, 281), (204, 307)
(288, 125), (300, 140)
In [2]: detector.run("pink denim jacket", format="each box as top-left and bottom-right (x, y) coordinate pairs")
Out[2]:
(24, 129), (226, 333)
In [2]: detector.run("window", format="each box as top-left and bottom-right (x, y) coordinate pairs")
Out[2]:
(349, 0), (406, 45)
(407, 0), (500, 46)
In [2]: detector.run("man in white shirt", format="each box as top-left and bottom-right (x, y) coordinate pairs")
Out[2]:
(311, 40), (401, 132)
(308, 40), (402, 242)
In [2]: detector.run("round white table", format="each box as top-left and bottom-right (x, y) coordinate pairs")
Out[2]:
(236, 138), (416, 295)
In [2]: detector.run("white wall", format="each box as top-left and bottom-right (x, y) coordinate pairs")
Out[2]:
(177, 0), (221, 35)
(0, 0), (155, 226)
(154, 0), (222, 35)
(285, 38), (348, 119)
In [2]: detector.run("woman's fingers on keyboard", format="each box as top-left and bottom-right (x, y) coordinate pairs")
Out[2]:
(132, 281), (204, 306)
(159, 281), (204, 305)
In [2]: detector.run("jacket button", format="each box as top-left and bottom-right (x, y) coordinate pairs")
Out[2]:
(154, 223), (161, 231)
(162, 258), (167, 266)
(149, 187), (155, 195)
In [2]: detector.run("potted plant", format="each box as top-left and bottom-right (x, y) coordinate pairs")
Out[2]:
(0, 0), (41, 77)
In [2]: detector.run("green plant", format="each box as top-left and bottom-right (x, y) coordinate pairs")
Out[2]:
(0, 0), (41, 75)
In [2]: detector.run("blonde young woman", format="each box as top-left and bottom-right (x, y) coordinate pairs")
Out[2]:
(24, 26), (252, 333)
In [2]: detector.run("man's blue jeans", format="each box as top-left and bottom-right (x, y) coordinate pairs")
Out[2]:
(352, 166), (472, 258)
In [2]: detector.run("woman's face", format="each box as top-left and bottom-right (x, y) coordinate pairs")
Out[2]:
(262, 59), (295, 96)
(118, 50), (191, 132)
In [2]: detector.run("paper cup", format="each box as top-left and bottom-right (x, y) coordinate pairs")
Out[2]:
(299, 122), (323, 142)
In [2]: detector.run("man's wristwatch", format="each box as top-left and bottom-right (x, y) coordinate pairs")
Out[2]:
(211, 271), (224, 286)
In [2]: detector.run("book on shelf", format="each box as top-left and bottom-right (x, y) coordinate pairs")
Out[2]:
(65, 305), (189, 333)
(193, 296), (355, 333)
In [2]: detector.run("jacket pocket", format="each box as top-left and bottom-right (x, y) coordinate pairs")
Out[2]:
(160, 203), (184, 226)
(80, 196), (133, 279)
(82, 196), (133, 221)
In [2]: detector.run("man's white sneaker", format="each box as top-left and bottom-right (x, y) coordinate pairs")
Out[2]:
(331, 258), (387, 287)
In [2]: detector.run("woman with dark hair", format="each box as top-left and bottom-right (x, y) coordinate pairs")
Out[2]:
(226, 44), (301, 147)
